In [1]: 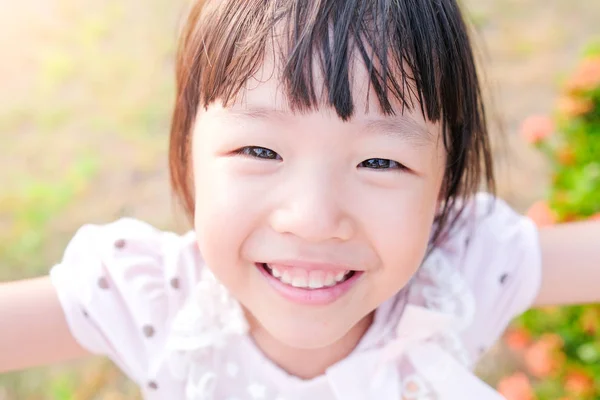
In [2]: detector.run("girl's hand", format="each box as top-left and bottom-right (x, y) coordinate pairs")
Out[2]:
(534, 220), (600, 307)
(0, 277), (89, 373)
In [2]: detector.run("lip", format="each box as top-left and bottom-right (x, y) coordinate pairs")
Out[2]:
(256, 263), (363, 306)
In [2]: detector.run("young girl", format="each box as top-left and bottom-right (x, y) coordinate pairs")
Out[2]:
(1, 0), (599, 399)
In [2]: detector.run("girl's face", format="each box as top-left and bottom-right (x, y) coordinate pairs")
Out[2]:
(191, 57), (446, 350)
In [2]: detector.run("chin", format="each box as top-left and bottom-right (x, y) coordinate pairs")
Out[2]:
(238, 272), (374, 351)
(255, 310), (359, 350)
(272, 325), (346, 350)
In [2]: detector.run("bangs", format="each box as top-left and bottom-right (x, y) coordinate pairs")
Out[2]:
(182, 0), (480, 126)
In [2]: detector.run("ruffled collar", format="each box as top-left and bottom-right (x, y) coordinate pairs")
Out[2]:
(165, 247), (506, 400)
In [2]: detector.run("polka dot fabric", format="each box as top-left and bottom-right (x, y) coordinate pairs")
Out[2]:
(50, 218), (201, 398)
(49, 194), (542, 400)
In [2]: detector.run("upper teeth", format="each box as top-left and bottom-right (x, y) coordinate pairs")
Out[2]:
(268, 265), (350, 289)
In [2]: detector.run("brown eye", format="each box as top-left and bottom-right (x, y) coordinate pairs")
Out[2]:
(238, 146), (281, 160)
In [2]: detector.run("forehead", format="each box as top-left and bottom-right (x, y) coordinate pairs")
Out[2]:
(221, 48), (441, 141)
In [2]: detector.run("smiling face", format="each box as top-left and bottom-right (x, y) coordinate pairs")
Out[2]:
(191, 56), (447, 350)
(169, 0), (494, 363)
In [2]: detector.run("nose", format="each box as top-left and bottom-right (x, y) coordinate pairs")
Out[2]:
(269, 174), (354, 242)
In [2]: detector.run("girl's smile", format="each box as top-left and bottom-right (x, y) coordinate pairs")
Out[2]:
(257, 261), (363, 305)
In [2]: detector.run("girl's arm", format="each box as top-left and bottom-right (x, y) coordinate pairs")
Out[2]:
(0, 276), (89, 373)
(534, 220), (600, 307)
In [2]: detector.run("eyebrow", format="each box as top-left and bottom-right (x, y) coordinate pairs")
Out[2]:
(227, 106), (434, 145)
(362, 116), (434, 146)
(228, 107), (289, 121)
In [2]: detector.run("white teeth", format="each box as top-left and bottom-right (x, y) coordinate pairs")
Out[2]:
(324, 273), (336, 287)
(291, 275), (308, 288)
(264, 263), (353, 289)
(335, 272), (348, 282)
(281, 271), (292, 284)
(308, 273), (325, 289)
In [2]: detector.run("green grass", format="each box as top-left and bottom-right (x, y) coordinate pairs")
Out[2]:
(0, 0), (177, 397)
(0, 155), (99, 279)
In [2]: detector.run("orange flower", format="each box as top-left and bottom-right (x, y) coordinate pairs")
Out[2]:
(504, 327), (532, 352)
(520, 115), (554, 144)
(565, 57), (600, 93)
(589, 213), (600, 221)
(539, 333), (563, 349)
(557, 96), (594, 118)
(564, 371), (593, 396)
(556, 146), (576, 166)
(526, 201), (557, 227)
(524, 334), (563, 378)
(497, 372), (535, 400)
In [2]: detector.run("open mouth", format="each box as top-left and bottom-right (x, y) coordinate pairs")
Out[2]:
(259, 263), (356, 290)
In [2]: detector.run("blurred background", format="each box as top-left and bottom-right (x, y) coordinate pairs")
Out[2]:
(0, 0), (598, 399)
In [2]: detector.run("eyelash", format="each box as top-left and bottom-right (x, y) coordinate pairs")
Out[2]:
(235, 146), (407, 171)
(236, 146), (282, 160)
(358, 158), (407, 171)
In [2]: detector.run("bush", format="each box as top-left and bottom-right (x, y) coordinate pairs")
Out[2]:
(496, 46), (600, 400)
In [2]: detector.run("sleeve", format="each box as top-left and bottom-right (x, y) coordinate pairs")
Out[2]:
(49, 218), (201, 385)
(451, 193), (543, 351)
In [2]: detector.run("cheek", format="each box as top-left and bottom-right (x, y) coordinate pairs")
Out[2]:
(358, 178), (440, 296)
(193, 160), (267, 231)
(378, 196), (435, 264)
(192, 156), (270, 286)
(193, 159), (247, 277)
